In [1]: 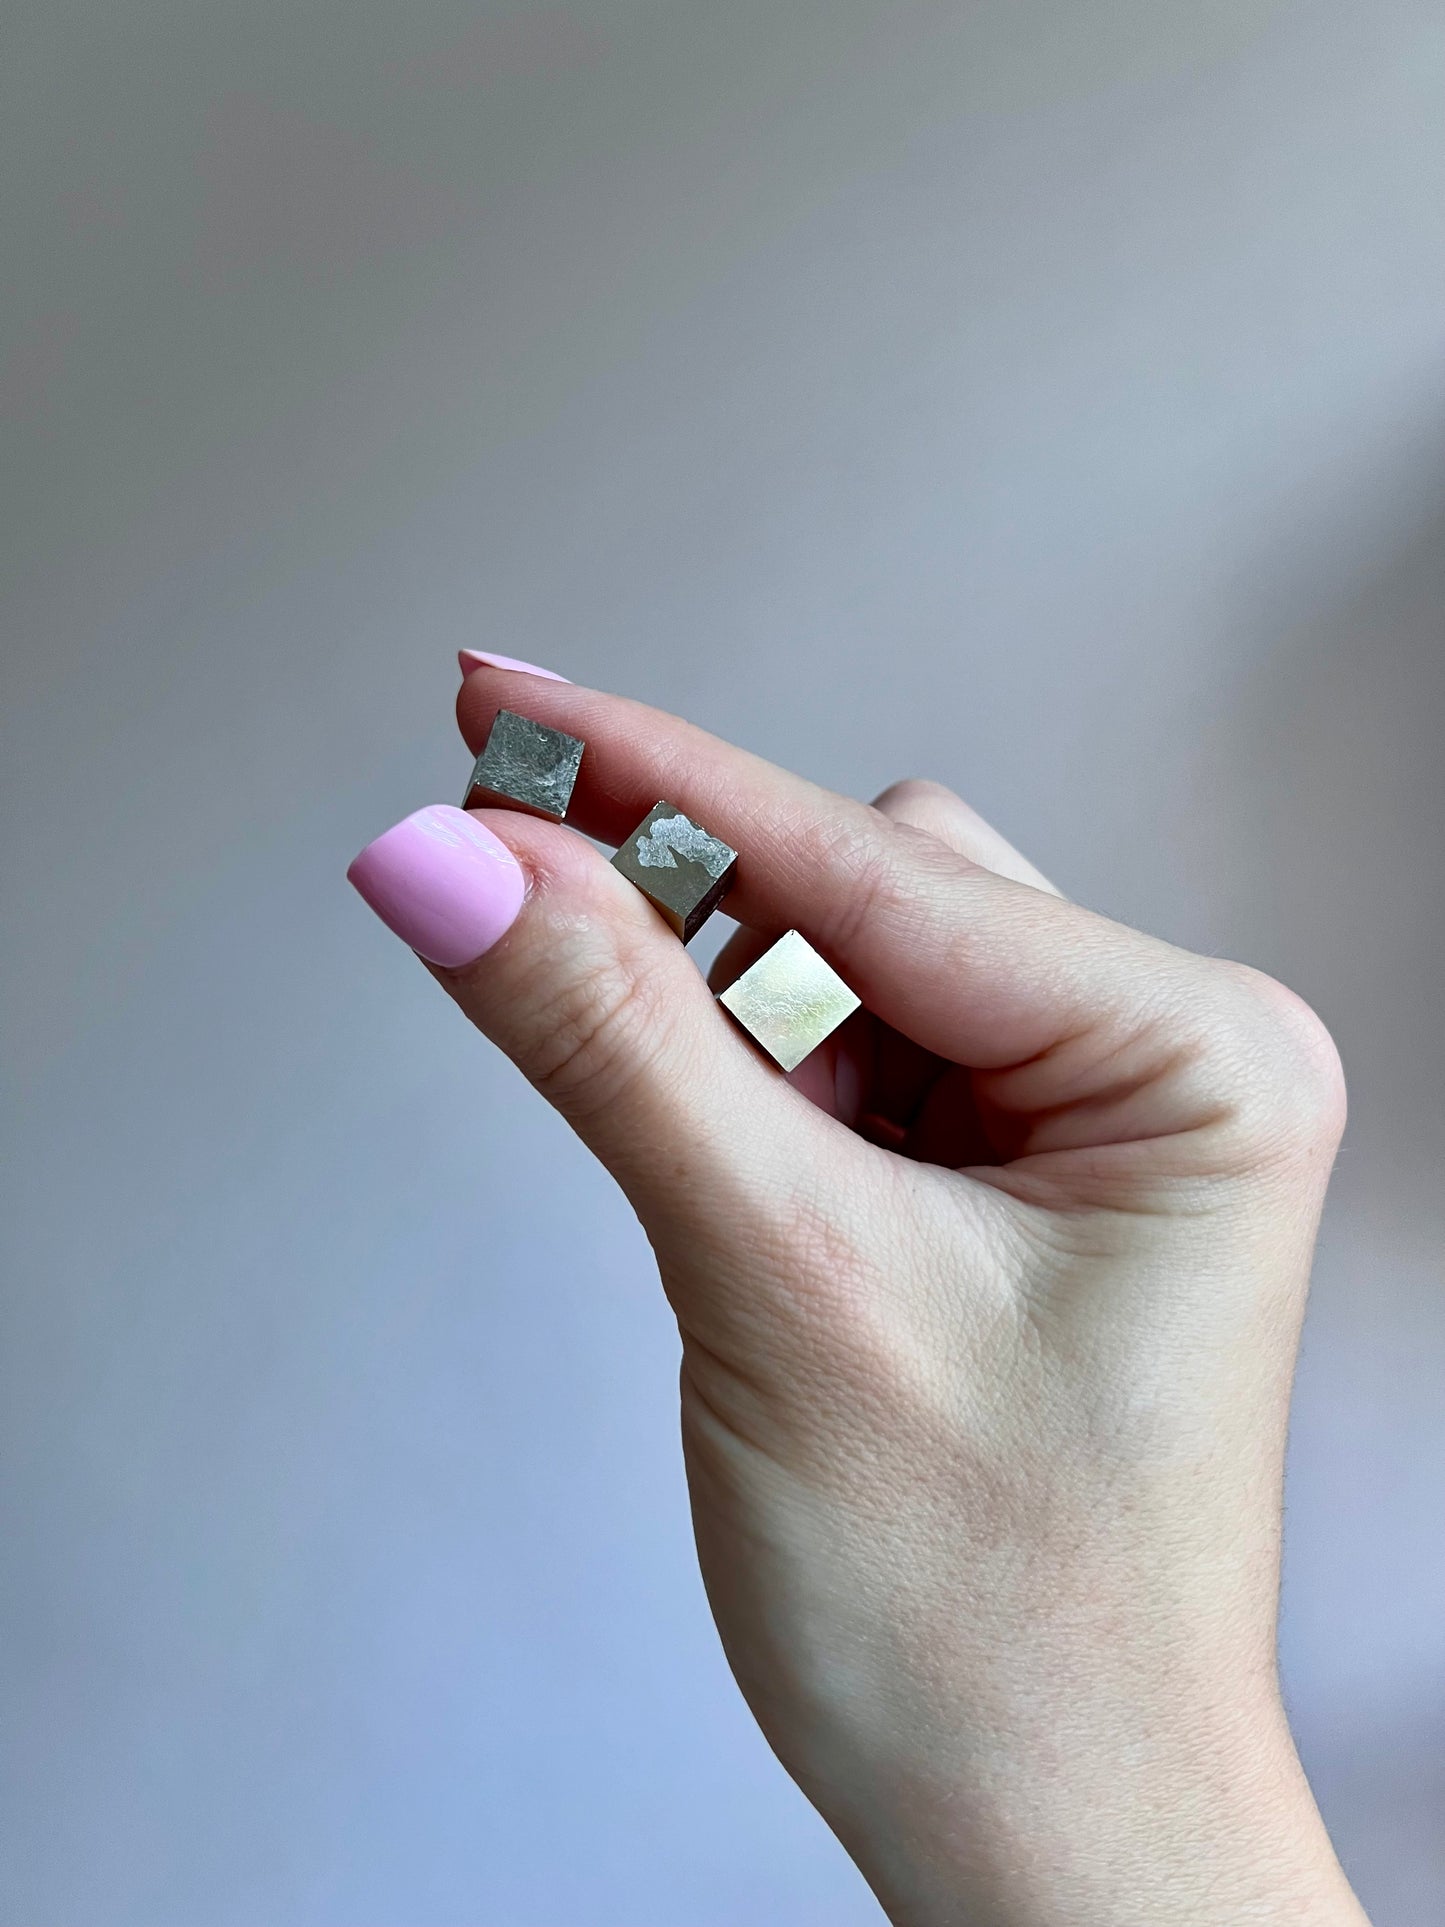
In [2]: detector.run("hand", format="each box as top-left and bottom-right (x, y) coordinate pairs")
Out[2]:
(348, 666), (1367, 1927)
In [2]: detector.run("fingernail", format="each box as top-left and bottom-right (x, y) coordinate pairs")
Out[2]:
(346, 805), (525, 967)
(458, 649), (570, 683)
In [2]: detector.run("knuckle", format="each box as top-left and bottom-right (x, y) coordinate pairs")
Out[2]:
(871, 776), (960, 813)
(1210, 961), (1347, 1155)
(810, 808), (913, 955)
(808, 802), (981, 967)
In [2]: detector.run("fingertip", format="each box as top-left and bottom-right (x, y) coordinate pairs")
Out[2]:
(347, 804), (526, 968)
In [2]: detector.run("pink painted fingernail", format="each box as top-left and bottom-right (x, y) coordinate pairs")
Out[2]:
(346, 805), (525, 967)
(458, 649), (570, 683)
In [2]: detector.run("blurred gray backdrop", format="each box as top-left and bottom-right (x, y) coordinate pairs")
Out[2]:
(3, 3), (1443, 1922)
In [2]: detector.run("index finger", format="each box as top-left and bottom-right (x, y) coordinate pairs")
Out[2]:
(454, 667), (1167, 1077)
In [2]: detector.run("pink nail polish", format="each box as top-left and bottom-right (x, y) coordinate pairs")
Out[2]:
(347, 805), (525, 967)
(458, 649), (570, 683)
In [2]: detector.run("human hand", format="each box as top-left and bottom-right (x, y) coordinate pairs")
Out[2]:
(347, 665), (1366, 1926)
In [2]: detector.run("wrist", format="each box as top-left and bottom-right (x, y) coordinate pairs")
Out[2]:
(843, 1698), (1367, 1927)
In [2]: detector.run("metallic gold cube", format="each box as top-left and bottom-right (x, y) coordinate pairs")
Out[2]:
(717, 929), (861, 1072)
(463, 708), (584, 822)
(611, 800), (738, 942)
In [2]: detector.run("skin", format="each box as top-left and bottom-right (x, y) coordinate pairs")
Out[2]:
(426, 666), (1367, 1924)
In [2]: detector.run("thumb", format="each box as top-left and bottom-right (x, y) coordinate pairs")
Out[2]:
(346, 804), (822, 1231)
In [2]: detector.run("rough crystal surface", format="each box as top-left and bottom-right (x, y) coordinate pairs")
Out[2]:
(463, 709), (584, 822)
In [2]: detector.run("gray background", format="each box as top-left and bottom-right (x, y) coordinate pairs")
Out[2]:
(3, 3), (1442, 1922)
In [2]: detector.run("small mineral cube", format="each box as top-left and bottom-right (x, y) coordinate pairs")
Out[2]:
(611, 800), (737, 942)
(462, 709), (584, 822)
(716, 929), (860, 1072)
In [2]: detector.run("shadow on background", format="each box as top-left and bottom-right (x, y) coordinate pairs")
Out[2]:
(1217, 475), (1445, 1216)
(1208, 471), (1445, 1926)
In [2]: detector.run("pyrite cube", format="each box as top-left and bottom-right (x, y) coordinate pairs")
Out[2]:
(463, 708), (584, 822)
(611, 800), (738, 942)
(717, 929), (860, 1072)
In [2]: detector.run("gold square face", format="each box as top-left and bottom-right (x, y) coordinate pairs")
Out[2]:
(463, 709), (584, 822)
(611, 800), (738, 942)
(717, 929), (861, 1072)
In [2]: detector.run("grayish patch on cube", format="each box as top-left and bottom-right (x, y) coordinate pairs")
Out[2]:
(463, 708), (584, 822)
(611, 800), (737, 942)
(716, 929), (861, 1072)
